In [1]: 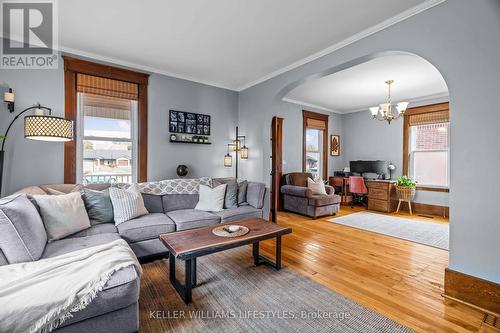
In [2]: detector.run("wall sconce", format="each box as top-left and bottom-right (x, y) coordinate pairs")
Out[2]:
(4, 88), (15, 113)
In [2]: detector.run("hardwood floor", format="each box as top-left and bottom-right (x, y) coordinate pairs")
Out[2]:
(255, 207), (485, 333)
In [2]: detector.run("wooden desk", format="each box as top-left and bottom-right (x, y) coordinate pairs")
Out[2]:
(365, 180), (398, 213)
(330, 177), (397, 212)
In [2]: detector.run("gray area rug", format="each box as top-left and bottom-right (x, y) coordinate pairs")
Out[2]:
(328, 211), (449, 250)
(140, 247), (413, 333)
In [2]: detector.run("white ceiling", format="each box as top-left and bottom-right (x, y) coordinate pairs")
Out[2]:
(284, 54), (448, 113)
(58, 0), (444, 91)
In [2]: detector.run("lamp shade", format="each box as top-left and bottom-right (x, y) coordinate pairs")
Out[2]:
(24, 115), (73, 142)
(240, 146), (248, 159)
(396, 102), (409, 113)
(369, 107), (379, 116)
(224, 154), (232, 167)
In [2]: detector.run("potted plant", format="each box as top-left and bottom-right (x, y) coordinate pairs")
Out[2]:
(395, 176), (416, 202)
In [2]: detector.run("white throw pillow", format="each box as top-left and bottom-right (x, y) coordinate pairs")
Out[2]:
(307, 178), (328, 195)
(195, 184), (227, 212)
(109, 184), (149, 225)
(33, 192), (91, 242)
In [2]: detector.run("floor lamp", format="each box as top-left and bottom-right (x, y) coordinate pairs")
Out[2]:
(1, 91), (73, 196)
(224, 126), (248, 179)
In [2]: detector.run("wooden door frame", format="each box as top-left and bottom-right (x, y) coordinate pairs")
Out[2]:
(63, 56), (149, 183)
(270, 116), (283, 222)
(302, 110), (329, 180)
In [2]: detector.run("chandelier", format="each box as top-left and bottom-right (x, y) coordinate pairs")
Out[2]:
(369, 80), (409, 124)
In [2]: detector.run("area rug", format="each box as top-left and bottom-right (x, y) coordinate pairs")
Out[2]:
(139, 247), (413, 333)
(328, 212), (449, 250)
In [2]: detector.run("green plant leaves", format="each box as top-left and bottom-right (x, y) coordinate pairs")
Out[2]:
(396, 175), (416, 187)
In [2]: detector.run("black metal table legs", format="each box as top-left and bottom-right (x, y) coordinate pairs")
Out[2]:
(253, 236), (282, 270)
(169, 253), (197, 304)
(169, 236), (283, 304)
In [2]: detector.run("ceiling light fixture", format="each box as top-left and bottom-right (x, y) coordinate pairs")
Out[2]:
(369, 80), (409, 124)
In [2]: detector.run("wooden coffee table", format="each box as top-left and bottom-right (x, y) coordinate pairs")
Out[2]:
(159, 217), (292, 304)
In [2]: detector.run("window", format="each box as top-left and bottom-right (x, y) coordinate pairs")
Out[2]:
(63, 57), (149, 184)
(305, 128), (323, 179)
(303, 110), (329, 180)
(77, 93), (138, 184)
(403, 103), (450, 190)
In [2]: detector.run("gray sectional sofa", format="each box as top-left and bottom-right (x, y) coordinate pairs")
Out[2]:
(0, 179), (269, 333)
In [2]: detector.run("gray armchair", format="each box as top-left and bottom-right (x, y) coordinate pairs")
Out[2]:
(281, 172), (341, 219)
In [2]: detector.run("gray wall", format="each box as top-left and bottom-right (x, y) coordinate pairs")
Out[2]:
(148, 74), (238, 180)
(340, 107), (449, 206)
(278, 102), (343, 178)
(239, 0), (500, 283)
(0, 53), (238, 195)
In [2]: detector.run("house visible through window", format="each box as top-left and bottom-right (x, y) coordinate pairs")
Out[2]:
(76, 74), (139, 184)
(404, 103), (450, 189)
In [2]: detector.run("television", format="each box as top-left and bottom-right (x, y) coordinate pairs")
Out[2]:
(349, 160), (389, 179)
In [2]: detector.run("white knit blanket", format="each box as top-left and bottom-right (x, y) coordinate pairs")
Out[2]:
(0, 239), (142, 333)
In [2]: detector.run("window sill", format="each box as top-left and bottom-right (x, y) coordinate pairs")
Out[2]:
(416, 186), (449, 192)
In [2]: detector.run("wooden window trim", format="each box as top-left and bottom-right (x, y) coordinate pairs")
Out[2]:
(63, 56), (149, 183)
(302, 110), (329, 180)
(402, 102), (449, 192)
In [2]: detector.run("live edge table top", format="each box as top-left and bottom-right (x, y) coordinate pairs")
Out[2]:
(159, 218), (292, 261)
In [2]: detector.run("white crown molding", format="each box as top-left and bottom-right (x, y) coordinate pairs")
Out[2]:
(282, 97), (338, 113)
(42, 0), (445, 93)
(59, 46), (238, 92)
(337, 91), (450, 115)
(236, 0), (447, 92)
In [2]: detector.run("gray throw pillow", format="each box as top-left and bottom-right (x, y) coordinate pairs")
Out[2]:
(212, 178), (238, 208)
(0, 194), (47, 263)
(238, 180), (249, 206)
(82, 188), (114, 224)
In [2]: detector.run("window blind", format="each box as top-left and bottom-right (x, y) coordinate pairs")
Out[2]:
(407, 110), (449, 126)
(306, 118), (327, 130)
(77, 73), (138, 100)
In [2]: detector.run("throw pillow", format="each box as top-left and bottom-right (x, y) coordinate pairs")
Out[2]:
(195, 184), (227, 212)
(307, 178), (327, 195)
(82, 188), (114, 224)
(212, 177), (237, 208)
(33, 192), (91, 242)
(0, 194), (47, 263)
(237, 180), (249, 206)
(109, 184), (149, 225)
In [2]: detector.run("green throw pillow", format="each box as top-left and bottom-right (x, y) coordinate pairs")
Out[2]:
(82, 188), (114, 224)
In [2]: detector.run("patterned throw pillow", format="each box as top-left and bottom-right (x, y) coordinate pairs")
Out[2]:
(109, 184), (149, 225)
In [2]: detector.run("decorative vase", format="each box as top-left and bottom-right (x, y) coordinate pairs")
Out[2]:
(176, 165), (189, 178)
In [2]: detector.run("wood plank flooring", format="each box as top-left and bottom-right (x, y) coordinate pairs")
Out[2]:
(256, 207), (485, 333)
(139, 207), (487, 332)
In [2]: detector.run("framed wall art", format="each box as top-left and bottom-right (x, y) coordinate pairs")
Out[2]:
(169, 110), (211, 135)
(330, 134), (340, 156)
